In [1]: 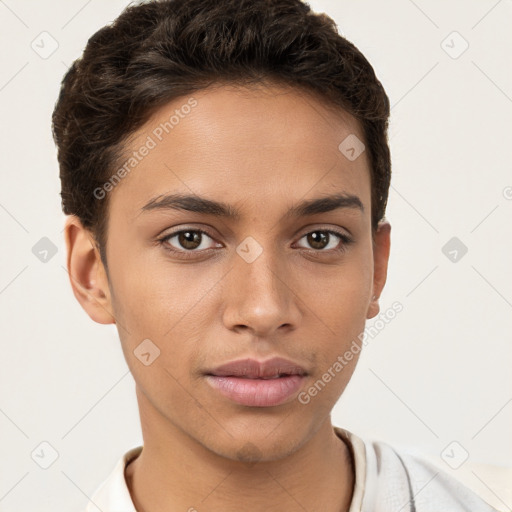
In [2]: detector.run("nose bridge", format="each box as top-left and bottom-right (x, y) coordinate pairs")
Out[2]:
(222, 236), (300, 335)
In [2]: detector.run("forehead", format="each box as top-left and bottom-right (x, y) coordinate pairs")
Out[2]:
(109, 82), (371, 221)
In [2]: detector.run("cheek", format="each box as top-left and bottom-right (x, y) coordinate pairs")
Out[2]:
(109, 255), (223, 380)
(109, 243), (211, 332)
(302, 249), (373, 379)
(302, 252), (373, 331)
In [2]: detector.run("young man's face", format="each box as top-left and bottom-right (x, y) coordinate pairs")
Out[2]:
(66, 82), (390, 462)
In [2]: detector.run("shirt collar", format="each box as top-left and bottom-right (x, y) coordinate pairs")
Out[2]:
(86, 427), (366, 512)
(86, 445), (142, 512)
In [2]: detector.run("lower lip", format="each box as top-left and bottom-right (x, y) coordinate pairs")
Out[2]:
(205, 375), (305, 407)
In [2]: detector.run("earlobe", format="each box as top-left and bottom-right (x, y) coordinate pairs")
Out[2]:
(64, 215), (115, 325)
(366, 294), (379, 319)
(366, 221), (391, 320)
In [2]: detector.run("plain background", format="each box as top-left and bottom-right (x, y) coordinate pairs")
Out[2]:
(0, 1), (511, 511)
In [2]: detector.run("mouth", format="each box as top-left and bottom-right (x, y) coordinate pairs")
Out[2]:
(204, 357), (308, 407)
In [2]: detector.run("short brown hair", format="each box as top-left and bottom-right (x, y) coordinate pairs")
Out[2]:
(52, 0), (391, 272)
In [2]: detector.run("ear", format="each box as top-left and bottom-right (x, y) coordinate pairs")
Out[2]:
(366, 220), (391, 319)
(63, 215), (115, 325)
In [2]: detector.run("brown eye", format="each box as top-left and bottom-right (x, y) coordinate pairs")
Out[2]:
(177, 231), (202, 250)
(297, 230), (350, 252)
(306, 231), (329, 250)
(160, 229), (219, 254)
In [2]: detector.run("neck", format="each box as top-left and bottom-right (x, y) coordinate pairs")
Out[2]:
(125, 389), (355, 512)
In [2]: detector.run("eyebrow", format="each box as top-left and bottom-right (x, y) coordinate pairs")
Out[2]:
(139, 192), (364, 219)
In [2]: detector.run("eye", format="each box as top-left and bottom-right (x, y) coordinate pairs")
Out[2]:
(159, 228), (220, 257)
(157, 227), (353, 260)
(295, 229), (352, 252)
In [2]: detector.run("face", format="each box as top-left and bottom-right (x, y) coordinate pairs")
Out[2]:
(66, 82), (390, 462)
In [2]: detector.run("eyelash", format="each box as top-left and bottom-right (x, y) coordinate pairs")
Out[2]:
(157, 227), (353, 260)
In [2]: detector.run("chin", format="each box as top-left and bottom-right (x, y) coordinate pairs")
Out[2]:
(200, 421), (311, 464)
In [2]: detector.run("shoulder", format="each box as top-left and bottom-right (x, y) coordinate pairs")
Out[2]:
(335, 428), (498, 512)
(364, 439), (498, 512)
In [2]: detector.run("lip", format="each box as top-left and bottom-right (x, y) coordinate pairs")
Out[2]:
(205, 357), (308, 407)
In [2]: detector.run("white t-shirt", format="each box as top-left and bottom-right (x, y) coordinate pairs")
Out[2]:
(84, 427), (498, 511)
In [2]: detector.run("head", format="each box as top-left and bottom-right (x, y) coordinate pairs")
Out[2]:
(53, 0), (391, 462)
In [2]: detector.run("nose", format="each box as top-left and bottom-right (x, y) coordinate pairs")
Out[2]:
(221, 243), (302, 338)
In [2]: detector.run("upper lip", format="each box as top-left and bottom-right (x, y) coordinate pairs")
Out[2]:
(206, 357), (308, 379)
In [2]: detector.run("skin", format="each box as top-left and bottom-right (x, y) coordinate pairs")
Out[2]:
(64, 81), (391, 512)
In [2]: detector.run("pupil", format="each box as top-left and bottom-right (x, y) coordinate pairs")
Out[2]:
(180, 231), (201, 249)
(308, 231), (328, 249)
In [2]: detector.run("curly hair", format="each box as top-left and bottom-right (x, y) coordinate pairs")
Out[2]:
(52, 0), (391, 272)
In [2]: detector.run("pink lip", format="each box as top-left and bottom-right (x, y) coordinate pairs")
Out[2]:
(205, 357), (308, 407)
